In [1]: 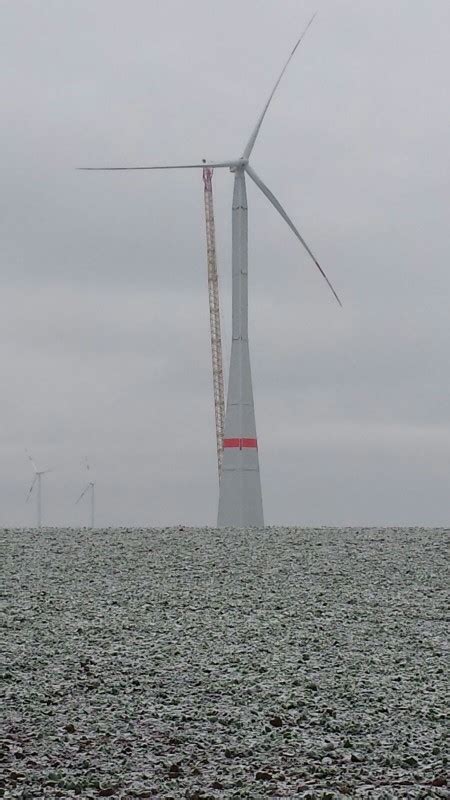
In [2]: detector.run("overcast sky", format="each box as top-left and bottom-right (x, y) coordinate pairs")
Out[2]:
(1, 0), (449, 528)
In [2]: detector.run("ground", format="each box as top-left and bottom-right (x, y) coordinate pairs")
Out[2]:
(1, 526), (449, 799)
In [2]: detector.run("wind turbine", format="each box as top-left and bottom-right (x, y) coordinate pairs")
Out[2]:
(80, 14), (341, 528)
(25, 451), (51, 529)
(76, 459), (95, 528)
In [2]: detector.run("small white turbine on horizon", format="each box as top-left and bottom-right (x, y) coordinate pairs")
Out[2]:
(25, 451), (52, 529)
(76, 459), (95, 528)
(80, 14), (342, 528)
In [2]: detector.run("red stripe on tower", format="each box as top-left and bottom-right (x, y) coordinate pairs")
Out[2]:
(223, 438), (258, 449)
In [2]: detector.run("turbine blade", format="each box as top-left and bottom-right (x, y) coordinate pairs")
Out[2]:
(245, 165), (342, 306)
(26, 475), (37, 502)
(76, 485), (90, 504)
(243, 13), (317, 160)
(78, 161), (236, 171)
(25, 449), (37, 472)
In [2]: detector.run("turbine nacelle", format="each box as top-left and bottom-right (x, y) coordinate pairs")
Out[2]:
(229, 158), (248, 173)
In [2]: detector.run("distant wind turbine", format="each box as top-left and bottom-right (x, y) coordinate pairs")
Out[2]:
(25, 451), (51, 529)
(80, 13), (342, 527)
(76, 459), (95, 528)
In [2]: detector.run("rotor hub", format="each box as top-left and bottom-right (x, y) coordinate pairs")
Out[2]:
(230, 158), (248, 173)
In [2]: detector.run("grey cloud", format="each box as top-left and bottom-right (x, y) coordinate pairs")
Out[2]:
(1, 0), (449, 527)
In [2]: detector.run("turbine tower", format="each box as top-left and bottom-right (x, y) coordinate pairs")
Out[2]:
(203, 163), (226, 480)
(80, 14), (341, 527)
(76, 459), (95, 528)
(25, 451), (51, 529)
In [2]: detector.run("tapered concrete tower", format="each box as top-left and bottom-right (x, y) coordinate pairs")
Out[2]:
(80, 13), (341, 528)
(218, 168), (264, 527)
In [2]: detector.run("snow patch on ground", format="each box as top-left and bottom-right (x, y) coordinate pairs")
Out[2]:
(2, 526), (449, 798)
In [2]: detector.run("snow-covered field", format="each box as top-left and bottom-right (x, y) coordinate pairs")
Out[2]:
(2, 527), (449, 799)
